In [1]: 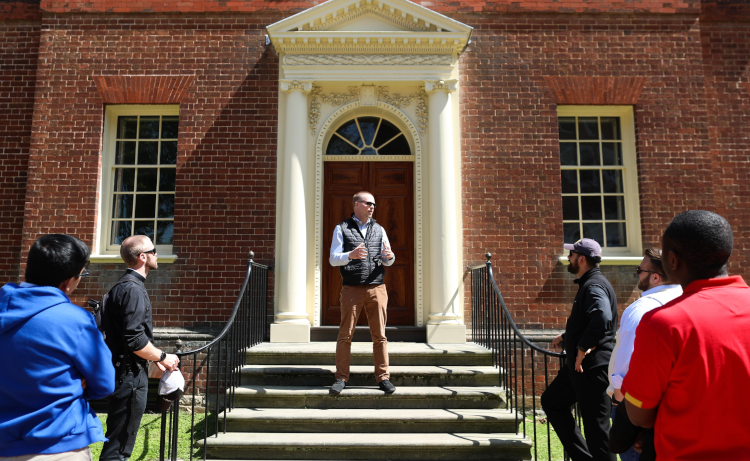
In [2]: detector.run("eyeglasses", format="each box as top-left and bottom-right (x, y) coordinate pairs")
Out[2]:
(357, 201), (377, 209)
(141, 248), (157, 256)
(77, 269), (90, 278)
(635, 267), (662, 277)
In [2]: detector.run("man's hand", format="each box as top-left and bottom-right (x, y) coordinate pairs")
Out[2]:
(381, 243), (394, 260)
(633, 430), (644, 454)
(348, 243), (367, 260)
(551, 334), (563, 349)
(575, 346), (595, 372)
(156, 353), (180, 372)
(614, 387), (624, 402)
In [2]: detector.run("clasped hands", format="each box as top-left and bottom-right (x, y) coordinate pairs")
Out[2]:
(348, 243), (393, 261)
(551, 334), (595, 373)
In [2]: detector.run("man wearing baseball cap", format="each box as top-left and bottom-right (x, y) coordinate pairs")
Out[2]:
(541, 238), (618, 461)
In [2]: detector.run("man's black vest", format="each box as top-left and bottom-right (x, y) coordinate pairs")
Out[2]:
(339, 216), (386, 286)
(564, 267), (618, 370)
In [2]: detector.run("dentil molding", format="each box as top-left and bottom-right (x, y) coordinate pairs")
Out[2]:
(284, 54), (454, 66)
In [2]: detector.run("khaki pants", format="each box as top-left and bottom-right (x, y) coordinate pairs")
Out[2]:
(335, 284), (390, 383)
(1, 448), (92, 461)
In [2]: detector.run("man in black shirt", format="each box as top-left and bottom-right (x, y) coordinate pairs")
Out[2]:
(541, 238), (617, 461)
(100, 235), (179, 461)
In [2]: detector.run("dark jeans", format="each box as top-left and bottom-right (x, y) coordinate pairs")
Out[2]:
(100, 365), (148, 461)
(541, 365), (616, 461)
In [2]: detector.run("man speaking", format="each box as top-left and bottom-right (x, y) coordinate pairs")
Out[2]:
(329, 191), (396, 395)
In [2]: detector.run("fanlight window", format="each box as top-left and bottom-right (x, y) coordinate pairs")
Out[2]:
(327, 117), (411, 156)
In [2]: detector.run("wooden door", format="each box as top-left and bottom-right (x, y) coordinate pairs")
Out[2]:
(322, 162), (414, 326)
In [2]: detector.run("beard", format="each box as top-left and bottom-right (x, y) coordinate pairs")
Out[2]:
(567, 260), (579, 275)
(146, 258), (158, 271)
(637, 277), (651, 292)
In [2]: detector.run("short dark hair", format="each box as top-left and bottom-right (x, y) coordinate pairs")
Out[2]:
(583, 254), (601, 266)
(662, 210), (733, 280)
(352, 191), (373, 206)
(25, 234), (90, 287)
(644, 248), (667, 280)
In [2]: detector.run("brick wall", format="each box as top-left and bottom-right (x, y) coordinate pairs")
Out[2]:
(0, 7), (39, 285)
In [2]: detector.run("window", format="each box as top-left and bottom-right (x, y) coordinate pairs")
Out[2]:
(100, 106), (179, 255)
(558, 106), (641, 256)
(327, 117), (411, 156)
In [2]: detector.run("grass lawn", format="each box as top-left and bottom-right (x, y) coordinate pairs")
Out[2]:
(523, 416), (566, 460)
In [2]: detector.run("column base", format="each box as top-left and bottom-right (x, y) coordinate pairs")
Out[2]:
(270, 323), (311, 343)
(426, 324), (466, 344)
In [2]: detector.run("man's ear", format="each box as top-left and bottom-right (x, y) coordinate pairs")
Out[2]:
(57, 276), (78, 295)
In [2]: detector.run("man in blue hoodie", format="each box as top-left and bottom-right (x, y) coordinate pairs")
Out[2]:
(0, 234), (115, 460)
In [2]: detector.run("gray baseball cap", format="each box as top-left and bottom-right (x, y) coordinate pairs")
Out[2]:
(564, 238), (602, 258)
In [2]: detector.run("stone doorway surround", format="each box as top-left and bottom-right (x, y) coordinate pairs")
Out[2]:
(266, 0), (473, 344)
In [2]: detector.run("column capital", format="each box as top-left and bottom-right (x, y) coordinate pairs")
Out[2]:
(424, 79), (458, 93)
(280, 79), (314, 93)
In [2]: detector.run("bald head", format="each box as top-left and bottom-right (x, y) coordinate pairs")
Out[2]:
(120, 235), (153, 267)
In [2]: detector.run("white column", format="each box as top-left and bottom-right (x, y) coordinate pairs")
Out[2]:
(425, 80), (465, 343)
(271, 80), (313, 343)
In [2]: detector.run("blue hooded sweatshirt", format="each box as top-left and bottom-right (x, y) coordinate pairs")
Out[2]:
(0, 283), (115, 456)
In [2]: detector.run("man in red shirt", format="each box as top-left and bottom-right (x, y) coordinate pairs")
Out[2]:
(622, 210), (750, 460)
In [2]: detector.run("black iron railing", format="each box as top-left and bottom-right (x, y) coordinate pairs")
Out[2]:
(471, 252), (579, 461)
(159, 252), (271, 461)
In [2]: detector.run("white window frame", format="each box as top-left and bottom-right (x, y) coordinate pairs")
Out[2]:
(93, 105), (179, 263)
(557, 106), (643, 264)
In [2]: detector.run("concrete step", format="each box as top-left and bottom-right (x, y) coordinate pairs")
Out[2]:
(231, 385), (507, 409)
(203, 432), (532, 460)
(246, 342), (493, 366)
(240, 365), (499, 387)
(223, 408), (521, 433)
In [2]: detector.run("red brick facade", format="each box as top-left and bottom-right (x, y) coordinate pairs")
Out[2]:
(1, 1), (748, 334)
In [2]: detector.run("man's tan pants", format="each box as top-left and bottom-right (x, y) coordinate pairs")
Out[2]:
(335, 284), (390, 383)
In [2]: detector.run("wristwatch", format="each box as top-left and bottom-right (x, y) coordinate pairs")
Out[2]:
(158, 351), (167, 362)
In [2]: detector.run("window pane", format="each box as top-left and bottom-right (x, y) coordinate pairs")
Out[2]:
(602, 170), (624, 193)
(134, 194), (156, 218)
(162, 116), (179, 139)
(115, 141), (136, 165)
(113, 168), (135, 192)
(336, 121), (363, 147)
(600, 117), (621, 140)
(156, 222), (174, 245)
(117, 116), (137, 139)
(139, 116), (160, 139)
(582, 222), (604, 247)
(158, 194), (174, 218)
(604, 196), (626, 220)
(579, 143), (600, 166)
(559, 117), (576, 140)
(374, 120), (400, 147)
(326, 135), (359, 155)
(564, 223), (580, 244)
(602, 143), (622, 166)
(378, 134), (411, 155)
(581, 196), (602, 220)
(138, 141), (158, 164)
(358, 117), (379, 146)
(562, 196), (579, 220)
(578, 117), (599, 140)
(136, 168), (158, 191)
(560, 143), (576, 166)
(361, 147), (377, 155)
(112, 194), (133, 219)
(579, 170), (601, 193)
(110, 221), (131, 245)
(160, 141), (177, 165)
(561, 170), (578, 194)
(606, 222), (627, 247)
(133, 220), (155, 240)
(159, 169), (176, 192)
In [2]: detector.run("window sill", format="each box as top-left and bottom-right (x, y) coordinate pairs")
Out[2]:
(89, 254), (179, 264)
(558, 256), (642, 266)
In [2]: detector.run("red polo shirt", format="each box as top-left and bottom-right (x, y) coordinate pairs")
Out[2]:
(622, 276), (750, 461)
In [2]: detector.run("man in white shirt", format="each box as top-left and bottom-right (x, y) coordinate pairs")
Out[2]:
(608, 248), (682, 460)
(329, 191), (396, 395)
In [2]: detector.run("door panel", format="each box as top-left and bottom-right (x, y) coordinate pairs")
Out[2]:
(323, 162), (414, 326)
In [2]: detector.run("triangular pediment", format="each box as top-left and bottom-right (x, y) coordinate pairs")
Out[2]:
(267, 0), (472, 55)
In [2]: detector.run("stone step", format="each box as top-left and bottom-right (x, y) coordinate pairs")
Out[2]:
(231, 385), (507, 409)
(223, 408), (521, 433)
(203, 432), (532, 460)
(240, 365), (499, 387)
(246, 342), (493, 366)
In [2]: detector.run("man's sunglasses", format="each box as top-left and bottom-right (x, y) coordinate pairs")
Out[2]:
(141, 248), (157, 256)
(77, 269), (90, 278)
(635, 267), (662, 277)
(357, 201), (377, 209)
